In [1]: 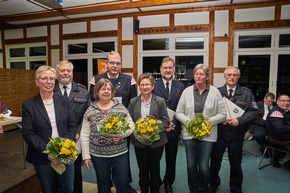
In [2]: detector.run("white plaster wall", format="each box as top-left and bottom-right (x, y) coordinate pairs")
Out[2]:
(51, 49), (60, 67)
(122, 45), (133, 68)
(214, 42), (228, 68)
(213, 73), (225, 87)
(4, 29), (23, 39)
(138, 14), (169, 27)
(91, 19), (118, 31)
(235, 7), (275, 22)
(175, 12), (209, 25)
(215, 10), (228, 36)
(122, 17), (133, 40)
(51, 25), (59, 45)
(27, 26), (47, 38)
(63, 22), (87, 34)
(281, 5), (290, 19)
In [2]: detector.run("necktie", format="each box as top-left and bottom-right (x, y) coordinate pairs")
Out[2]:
(229, 89), (233, 100)
(268, 106), (271, 111)
(63, 86), (68, 97)
(166, 82), (170, 98)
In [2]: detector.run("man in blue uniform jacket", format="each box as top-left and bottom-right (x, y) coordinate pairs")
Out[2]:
(89, 51), (137, 193)
(153, 57), (184, 193)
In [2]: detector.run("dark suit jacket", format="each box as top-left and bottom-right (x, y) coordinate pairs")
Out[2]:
(153, 79), (184, 138)
(253, 100), (277, 126)
(22, 93), (77, 165)
(54, 80), (90, 134)
(128, 94), (170, 148)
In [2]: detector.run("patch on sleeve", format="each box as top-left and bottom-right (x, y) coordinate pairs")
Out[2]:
(270, 111), (284, 118)
(89, 77), (95, 85)
(131, 77), (136, 85)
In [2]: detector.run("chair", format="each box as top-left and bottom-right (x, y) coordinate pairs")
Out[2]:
(258, 134), (290, 169)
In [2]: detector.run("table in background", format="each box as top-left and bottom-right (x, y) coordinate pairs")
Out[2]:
(0, 116), (27, 168)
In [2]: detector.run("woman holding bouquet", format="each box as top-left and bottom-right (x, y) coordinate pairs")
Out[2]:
(128, 73), (170, 193)
(80, 78), (135, 193)
(175, 64), (226, 193)
(22, 66), (77, 193)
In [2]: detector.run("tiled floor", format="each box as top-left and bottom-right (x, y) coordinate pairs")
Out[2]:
(83, 140), (290, 193)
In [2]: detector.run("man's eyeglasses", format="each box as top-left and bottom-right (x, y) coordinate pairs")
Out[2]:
(38, 77), (55, 82)
(108, 61), (121, 66)
(279, 99), (290, 103)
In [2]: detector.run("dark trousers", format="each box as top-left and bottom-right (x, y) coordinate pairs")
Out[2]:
(252, 125), (268, 152)
(127, 136), (133, 183)
(74, 154), (83, 193)
(163, 137), (179, 186)
(135, 145), (164, 193)
(210, 136), (244, 193)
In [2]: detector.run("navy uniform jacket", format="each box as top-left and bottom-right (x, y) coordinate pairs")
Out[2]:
(54, 80), (90, 134)
(218, 85), (258, 140)
(22, 93), (77, 165)
(153, 79), (184, 138)
(89, 72), (137, 108)
(266, 104), (290, 142)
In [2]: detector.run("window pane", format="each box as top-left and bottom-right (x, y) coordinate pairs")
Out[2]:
(143, 38), (169, 50)
(29, 46), (46, 56)
(68, 43), (88, 54)
(238, 35), (271, 48)
(279, 34), (290, 48)
(10, 48), (25, 57)
(238, 55), (270, 102)
(143, 56), (168, 79)
(69, 59), (88, 87)
(10, 62), (26, 69)
(30, 61), (46, 70)
(93, 58), (107, 75)
(277, 54), (290, 96)
(92, 42), (115, 53)
(175, 37), (204, 49)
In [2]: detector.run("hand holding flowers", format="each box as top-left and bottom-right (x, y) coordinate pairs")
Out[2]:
(134, 115), (162, 145)
(43, 137), (78, 174)
(186, 113), (211, 141)
(99, 113), (130, 137)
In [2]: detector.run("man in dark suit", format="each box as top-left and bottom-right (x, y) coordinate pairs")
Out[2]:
(153, 57), (184, 193)
(250, 92), (276, 158)
(54, 60), (90, 193)
(89, 51), (137, 193)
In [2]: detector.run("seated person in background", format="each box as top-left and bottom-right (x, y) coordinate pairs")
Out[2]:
(250, 92), (276, 158)
(266, 94), (290, 170)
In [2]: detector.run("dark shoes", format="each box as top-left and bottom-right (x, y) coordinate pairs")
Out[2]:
(283, 160), (290, 171)
(129, 185), (137, 193)
(270, 158), (281, 167)
(164, 184), (173, 193)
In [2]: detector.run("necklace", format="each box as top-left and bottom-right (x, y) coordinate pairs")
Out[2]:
(43, 99), (54, 106)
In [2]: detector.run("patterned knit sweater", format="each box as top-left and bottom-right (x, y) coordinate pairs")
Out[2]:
(81, 101), (135, 159)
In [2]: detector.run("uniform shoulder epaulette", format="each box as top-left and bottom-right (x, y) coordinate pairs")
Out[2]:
(242, 86), (252, 92)
(77, 83), (87, 89)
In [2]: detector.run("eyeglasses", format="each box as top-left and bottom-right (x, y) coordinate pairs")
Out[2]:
(108, 61), (121, 66)
(38, 77), (55, 82)
(279, 100), (290, 103)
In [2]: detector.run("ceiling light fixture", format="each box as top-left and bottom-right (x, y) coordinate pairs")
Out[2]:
(27, 0), (62, 10)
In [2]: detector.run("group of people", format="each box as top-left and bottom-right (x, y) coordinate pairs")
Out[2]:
(22, 50), (290, 193)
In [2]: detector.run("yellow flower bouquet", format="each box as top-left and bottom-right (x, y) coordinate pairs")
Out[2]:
(186, 113), (212, 141)
(134, 115), (162, 145)
(43, 137), (78, 174)
(99, 113), (130, 137)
